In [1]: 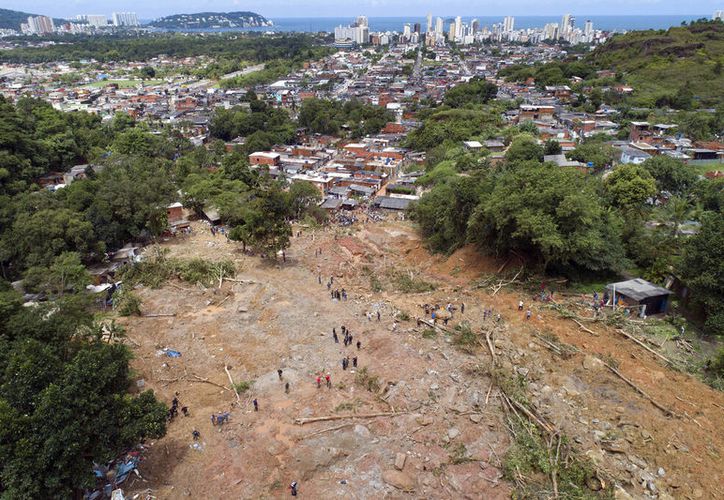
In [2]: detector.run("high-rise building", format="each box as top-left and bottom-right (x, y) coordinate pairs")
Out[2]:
(448, 22), (456, 42)
(454, 16), (463, 40)
(426, 13), (433, 32)
(112, 12), (139, 27)
(560, 14), (573, 35)
(435, 17), (444, 34)
(77, 15), (108, 28)
(584, 20), (593, 37)
(544, 23), (559, 40)
(503, 16), (515, 33)
(413, 22), (421, 33)
(334, 22), (368, 45)
(471, 19), (480, 33)
(27, 15), (55, 34)
(403, 23), (411, 40)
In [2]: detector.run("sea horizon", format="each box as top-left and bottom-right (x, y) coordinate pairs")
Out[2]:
(147, 14), (713, 33)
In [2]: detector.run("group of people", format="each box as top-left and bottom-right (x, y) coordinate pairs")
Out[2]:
(482, 307), (502, 323)
(168, 393), (189, 420)
(315, 372), (332, 388)
(365, 310), (381, 322)
(333, 326), (361, 350)
(423, 302), (464, 326)
(517, 300), (532, 320)
(341, 355), (358, 370)
(209, 225), (227, 237)
(211, 412), (230, 426)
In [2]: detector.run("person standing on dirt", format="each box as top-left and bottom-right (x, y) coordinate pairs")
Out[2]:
(356, 340), (361, 350)
(377, 310), (381, 321)
(285, 382), (290, 394)
(192, 429), (200, 441)
(518, 300), (524, 311)
(526, 309), (532, 320)
(316, 375), (321, 388)
(461, 303), (465, 314)
(326, 373), (331, 388)
(290, 481), (298, 496)
(253, 399), (259, 411)
(333, 330), (339, 343)
(352, 357), (358, 368)
(211, 414), (216, 426)
(278, 369), (283, 380)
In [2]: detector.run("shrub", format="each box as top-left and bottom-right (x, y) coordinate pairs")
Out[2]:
(355, 367), (381, 393)
(113, 289), (142, 316)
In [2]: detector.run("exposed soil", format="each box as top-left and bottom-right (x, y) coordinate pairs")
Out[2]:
(120, 220), (724, 499)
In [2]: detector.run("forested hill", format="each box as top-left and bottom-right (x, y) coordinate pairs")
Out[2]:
(0, 8), (65, 30)
(587, 20), (724, 106)
(149, 11), (272, 29)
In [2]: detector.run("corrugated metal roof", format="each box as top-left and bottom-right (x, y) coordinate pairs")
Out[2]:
(606, 278), (671, 301)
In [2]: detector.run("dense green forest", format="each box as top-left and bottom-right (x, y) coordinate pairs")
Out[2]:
(410, 108), (723, 336)
(0, 33), (325, 64)
(297, 98), (394, 138)
(0, 95), (331, 496)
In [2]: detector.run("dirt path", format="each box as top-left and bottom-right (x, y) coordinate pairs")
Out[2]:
(120, 221), (724, 499)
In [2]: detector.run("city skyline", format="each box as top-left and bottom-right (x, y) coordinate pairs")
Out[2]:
(0, 1), (718, 20)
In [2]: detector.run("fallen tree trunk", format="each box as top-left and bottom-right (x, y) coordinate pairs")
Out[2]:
(143, 313), (177, 318)
(298, 422), (356, 439)
(294, 411), (406, 425)
(222, 278), (256, 284)
(604, 363), (676, 417)
(416, 317), (451, 334)
(484, 329), (496, 365)
(491, 268), (523, 296)
(615, 329), (673, 365)
(224, 365), (242, 405)
(572, 318), (598, 336)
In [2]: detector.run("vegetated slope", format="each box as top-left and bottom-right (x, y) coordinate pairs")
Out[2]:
(149, 11), (271, 29)
(588, 20), (724, 107)
(0, 8), (64, 30)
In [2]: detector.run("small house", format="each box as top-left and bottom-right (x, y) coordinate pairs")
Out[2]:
(605, 278), (672, 316)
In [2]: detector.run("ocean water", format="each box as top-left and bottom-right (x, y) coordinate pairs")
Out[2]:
(230, 15), (709, 33)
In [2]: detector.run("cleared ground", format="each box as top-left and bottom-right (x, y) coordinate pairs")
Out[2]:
(120, 220), (724, 499)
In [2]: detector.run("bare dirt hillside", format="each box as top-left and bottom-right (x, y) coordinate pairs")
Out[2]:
(120, 220), (724, 499)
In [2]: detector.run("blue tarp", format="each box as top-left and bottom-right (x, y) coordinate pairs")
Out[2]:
(116, 458), (139, 484)
(164, 349), (181, 358)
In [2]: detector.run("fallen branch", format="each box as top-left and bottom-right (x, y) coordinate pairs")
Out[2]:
(484, 330), (496, 365)
(222, 278), (256, 284)
(485, 383), (493, 405)
(294, 411), (407, 425)
(572, 318), (598, 336)
(143, 313), (177, 318)
(224, 365), (242, 405)
(491, 268), (523, 296)
(191, 374), (230, 391)
(615, 329), (673, 365)
(298, 422), (356, 439)
(604, 363), (677, 417)
(415, 317), (451, 334)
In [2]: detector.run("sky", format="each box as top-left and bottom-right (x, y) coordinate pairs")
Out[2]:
(1, 0), (718, 19)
